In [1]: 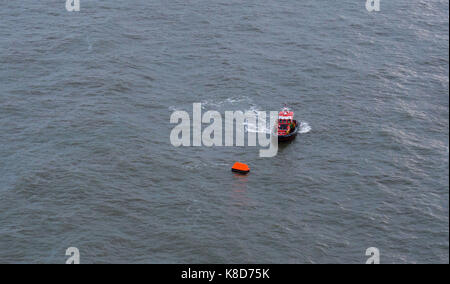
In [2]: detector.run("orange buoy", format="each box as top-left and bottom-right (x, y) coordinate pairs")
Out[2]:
(231, 162), (250, 174)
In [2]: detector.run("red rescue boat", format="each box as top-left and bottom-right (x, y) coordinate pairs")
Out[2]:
(277, 107), (299, 142)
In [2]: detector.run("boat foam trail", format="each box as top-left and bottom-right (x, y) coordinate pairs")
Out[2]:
(299, 121), (311, 134)
(244, 106), (272, 134)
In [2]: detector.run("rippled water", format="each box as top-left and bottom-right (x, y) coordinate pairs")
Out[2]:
(0, 0), (448, 263)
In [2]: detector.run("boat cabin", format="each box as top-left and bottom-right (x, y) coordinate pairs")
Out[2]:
(277, 108), (295, 136)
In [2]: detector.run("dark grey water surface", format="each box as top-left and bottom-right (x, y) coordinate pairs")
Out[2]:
(0, 0), (448, 263)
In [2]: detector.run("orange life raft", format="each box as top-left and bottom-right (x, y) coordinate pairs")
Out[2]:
(231, 162), (250, 174)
